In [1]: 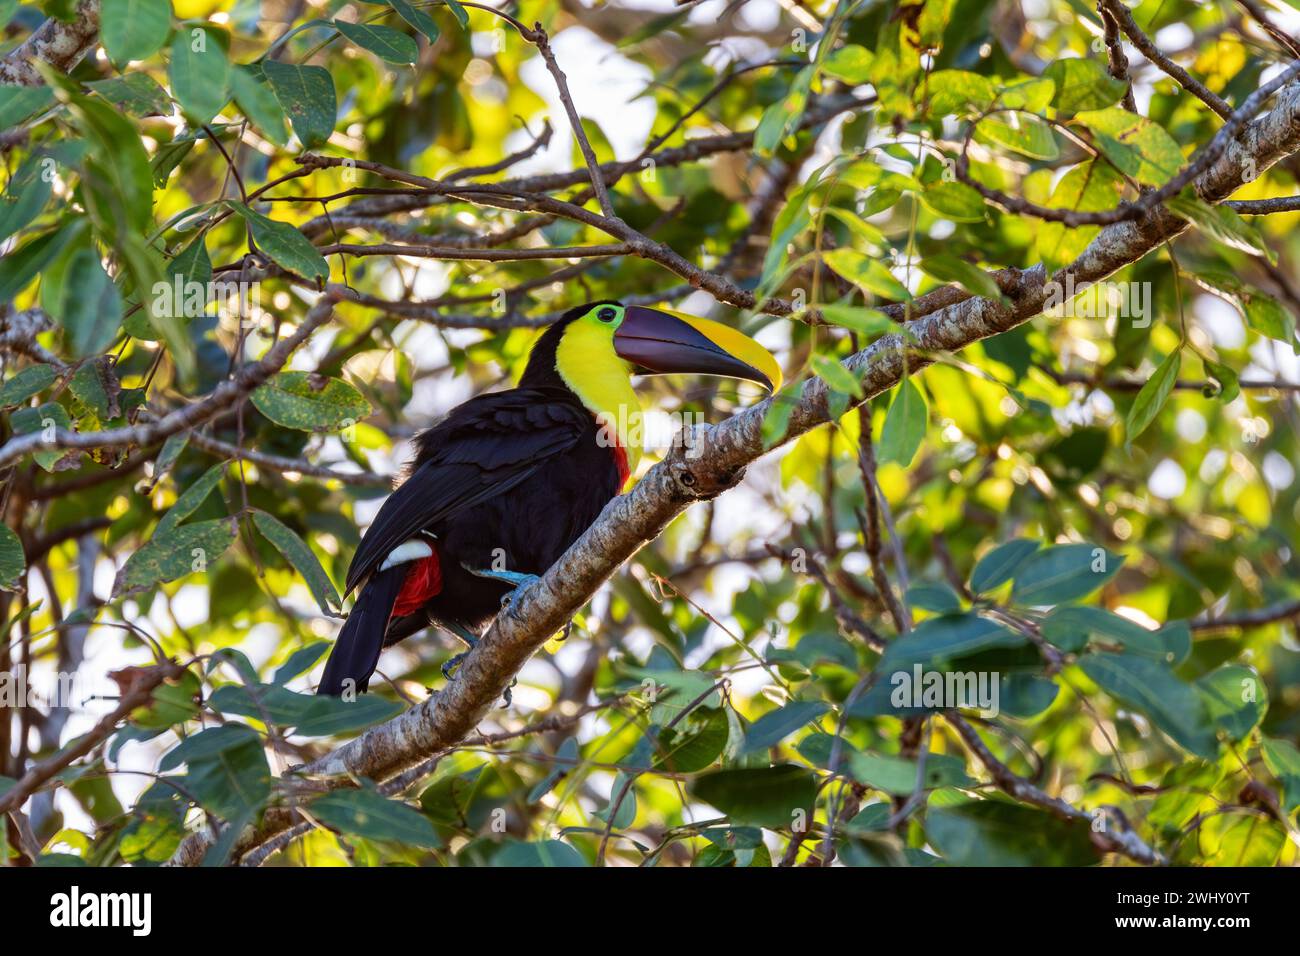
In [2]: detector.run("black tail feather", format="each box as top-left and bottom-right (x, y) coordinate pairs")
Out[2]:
(317, 566), (406, 696)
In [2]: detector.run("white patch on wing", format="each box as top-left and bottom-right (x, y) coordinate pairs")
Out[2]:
(379, 539), (433, 571)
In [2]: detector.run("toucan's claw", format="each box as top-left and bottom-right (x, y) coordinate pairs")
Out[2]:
(442, 651), (468, 681)
(501, 677), (517, 708)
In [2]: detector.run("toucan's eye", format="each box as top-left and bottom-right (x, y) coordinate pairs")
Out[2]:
(597, 307), (618, 323)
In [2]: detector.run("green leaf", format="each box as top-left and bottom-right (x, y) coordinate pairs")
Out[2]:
(182, 738), (270, 821)
(230, 65), (289, 147)
(1194, 272), (1296, 350)
(442, 0), (469, 30)
(926, 798), (1097, 866)
(739, 701), (828, 755)
(387, 0), (440, 42)
(228, 203), (329, 280)
(1167, 194), (1275, 263)
(919, 181), (987, 223)
(1041, 605), (1169, 658)
(800, 734), (972, 794)
(1203, 357), (1239, 402)
(878, 378), (926, 466)
(1080, 652), (1218, 757)
(208, 682), (402, 735)
(0, 84), (55, 129)
(335, 20), (419, 64)
(66, 95), (155, 236)
(876, 612), (1025, 671)
(86, 73), (172, 116)
(169, 235), (213, 292)
(159, 725), (260, 772)
(810, 352), (863, 399)
(0, 524), (25, 591)
(251, 510), (341, 615)
(1148, 761), (1220, 832)
(251, 371), (371, 431)
(263, 61), (337, 149)
(101, 0), (172, 64)
(998, 77), (1056, 112)
(653, 707), (729, 772)
(818, 304), (893, 336)
(152, 432), (189, 486)
(969, 538), (1038, 593)
(1076, 107), (1183, 186)
(760, 386), (799, 449)
(1125, 348), (1180, 442)
(0, 222), (84, 301)
(168, 27), (231, 125)
(1011, 543), (1124, 606)
(272, 642), (330, 684)
(0, 154), (52, 243)
(156, 461), (226, 536)
(822, 44), (873, 83)
(67, 358), (121, 421)
(918, 253), (1004, 301)
(823, 248), (911, 301)
(11, 402), (76, 472)
(310, 789), (440, 848)
(528, 738), (579, 802)
(822, 206), (886, 247)
(690, 765), (817, 828)
(1044, 57), (1127, 112)
(974, 110), (1059, 160)
(49, 247), (124, 358)
(0, 365), (57, 410)
(754, 67), (811, 156)
(493, 840), (586, 867)
(1261, 737), (1300, 814)
(906, 582), (961, 613)
(1195, 665), (1266, 741)
(927, 70), (996, 116)
(113, 517), (238, 596)
(1201, 812), (1285, 866)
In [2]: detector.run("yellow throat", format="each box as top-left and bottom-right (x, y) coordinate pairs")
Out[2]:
(554, 318), (643, 483)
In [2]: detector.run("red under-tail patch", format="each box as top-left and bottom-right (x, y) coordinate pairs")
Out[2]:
(391, 549), (443, 619)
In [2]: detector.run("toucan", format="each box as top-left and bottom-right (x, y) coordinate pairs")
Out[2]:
(317, 301), (781, 697)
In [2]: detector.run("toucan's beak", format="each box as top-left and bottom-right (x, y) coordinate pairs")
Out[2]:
(613, 307), (782, 393)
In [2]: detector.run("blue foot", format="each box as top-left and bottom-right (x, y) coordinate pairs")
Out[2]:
(439, 621), (481, 680)
(464, 567), (541, 611)
(441, 651), (468, 681)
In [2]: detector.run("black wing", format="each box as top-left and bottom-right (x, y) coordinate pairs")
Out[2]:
(344, 388), (591, 595)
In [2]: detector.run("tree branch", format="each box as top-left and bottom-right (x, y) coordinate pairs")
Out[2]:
(1098, 0), (1233, 120)
(0, 297), (337, 471)
(1191, 598), (1300, 632)
(947, 714), (1164, 864)
(0, 0), (101, 87)
(0, 659), (182, 816)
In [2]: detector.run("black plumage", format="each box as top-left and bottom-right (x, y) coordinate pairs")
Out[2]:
(318, 309), (623, 695)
